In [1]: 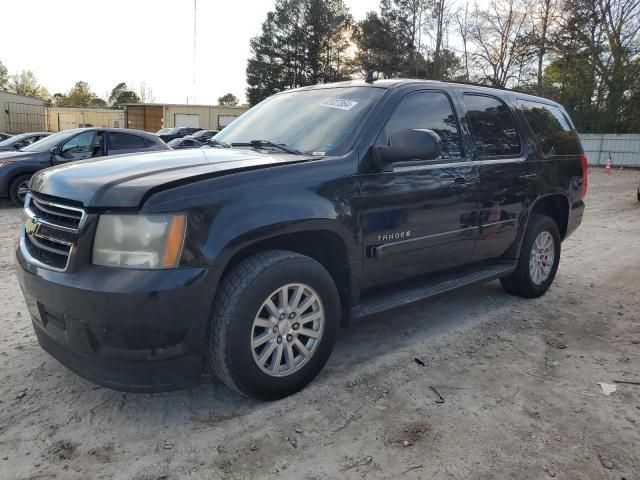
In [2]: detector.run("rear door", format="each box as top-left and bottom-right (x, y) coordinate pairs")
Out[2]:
(359, 88), (478, 288)
(458, 92), (534, 262)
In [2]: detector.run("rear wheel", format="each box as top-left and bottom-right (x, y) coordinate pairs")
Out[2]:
(207, 250), (340, 400)
(500, 214), (561, 298)
(9, 174), (31, 206)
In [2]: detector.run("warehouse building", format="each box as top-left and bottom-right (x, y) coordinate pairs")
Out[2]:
(0, 90), (46, 134)
(124, 103), (250, 133)
(46, 107), (125, 132)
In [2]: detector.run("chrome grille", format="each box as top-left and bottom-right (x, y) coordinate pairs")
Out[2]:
(22, 193), (86, 271)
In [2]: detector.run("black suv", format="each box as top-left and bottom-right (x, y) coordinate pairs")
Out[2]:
(0, 128), (168, 205)
(15, 80), (586, 400)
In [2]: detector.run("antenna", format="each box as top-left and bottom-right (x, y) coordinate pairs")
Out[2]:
(192, 0), (197, 103)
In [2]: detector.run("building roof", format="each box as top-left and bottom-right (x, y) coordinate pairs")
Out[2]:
(122, 103), (249, 109)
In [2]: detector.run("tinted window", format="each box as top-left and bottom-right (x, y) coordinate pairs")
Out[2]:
(380, 91), (462, 159)
(108, 132), (146, 150)
(464, 95), (521, 157)
(518, 100), (581, 155)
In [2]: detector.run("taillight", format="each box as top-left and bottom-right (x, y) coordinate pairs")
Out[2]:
(580, 153), (588, 199)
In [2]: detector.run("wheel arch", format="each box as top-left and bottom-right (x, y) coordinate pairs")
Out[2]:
(218, 226), (358, 324)
(529, 193), (570, 239)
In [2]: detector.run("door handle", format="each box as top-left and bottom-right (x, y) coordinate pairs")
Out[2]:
(449, 177), (468, 193)
(519, 173), (537, 180)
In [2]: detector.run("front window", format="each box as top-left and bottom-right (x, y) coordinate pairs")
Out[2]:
(215, 86), (386, 155)
(21, 130), (78, 153)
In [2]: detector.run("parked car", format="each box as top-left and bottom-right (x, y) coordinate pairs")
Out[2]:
(0, 132), (51, 152)
(0, 127), (169, 205)
(155, 127), (203, 143)
(0, 133), (12, 142)
(187, 129), (219, 143)
(16, 80), (586, 400)
(166, 137), (204, 149)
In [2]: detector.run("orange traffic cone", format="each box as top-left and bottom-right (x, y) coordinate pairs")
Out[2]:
(605, 158), (611, 175)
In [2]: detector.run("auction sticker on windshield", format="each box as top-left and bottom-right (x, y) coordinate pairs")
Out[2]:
(320, 98), (358, 111)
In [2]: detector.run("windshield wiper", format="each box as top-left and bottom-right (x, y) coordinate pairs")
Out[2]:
(231, 140), (303, 155)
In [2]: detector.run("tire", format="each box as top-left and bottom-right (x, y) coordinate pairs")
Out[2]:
(500, 214), (561, 298)
(207, 250), (340, 400)
(9, 174), (32, 207)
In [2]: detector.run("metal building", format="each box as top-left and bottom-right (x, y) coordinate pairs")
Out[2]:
(124, 103), (250, 133)
(0, 90), (46, 134)
(46, 107), (125, 132)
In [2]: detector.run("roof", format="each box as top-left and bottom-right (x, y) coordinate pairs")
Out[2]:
(57, 127), (160, 138)
(294, 78), (563, 107)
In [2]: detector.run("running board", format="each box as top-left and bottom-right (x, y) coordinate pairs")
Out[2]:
(352, 262), (516, 319)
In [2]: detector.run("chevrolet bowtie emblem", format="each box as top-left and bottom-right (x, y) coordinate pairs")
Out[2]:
(24, 216), (38, 236)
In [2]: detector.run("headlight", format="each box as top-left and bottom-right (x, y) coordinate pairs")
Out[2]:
(93, 214), (186, 269)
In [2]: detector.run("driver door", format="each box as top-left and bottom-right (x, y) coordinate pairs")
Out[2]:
(54, 130), (101, 163)
(358, 89), (479, 289)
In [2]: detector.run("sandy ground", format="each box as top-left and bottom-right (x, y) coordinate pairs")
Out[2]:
(0, 168), (639, 480)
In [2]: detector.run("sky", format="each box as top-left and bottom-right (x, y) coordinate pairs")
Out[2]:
(1, 0), (380, 105)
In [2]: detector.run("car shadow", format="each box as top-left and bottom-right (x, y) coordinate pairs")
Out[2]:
(51, 279), (523, 430)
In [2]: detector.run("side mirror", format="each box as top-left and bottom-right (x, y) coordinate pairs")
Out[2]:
(372, 129), (442, 169)
(50, 146), (62, 156)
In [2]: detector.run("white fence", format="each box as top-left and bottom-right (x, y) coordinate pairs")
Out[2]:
(579, 134), (640, 167)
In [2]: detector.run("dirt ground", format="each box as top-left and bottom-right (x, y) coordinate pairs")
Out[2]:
(0, 168), (639, 480)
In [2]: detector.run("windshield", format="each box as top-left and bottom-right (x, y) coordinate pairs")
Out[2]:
(215, 86), (385, 155)
(21, 130), (77, 152)
(0, 133), (28, 146)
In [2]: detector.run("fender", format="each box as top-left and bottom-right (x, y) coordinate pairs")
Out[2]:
(142, 154), (360, 269)
(506, 191), (571, 259)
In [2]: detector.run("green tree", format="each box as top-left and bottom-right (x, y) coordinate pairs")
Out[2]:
(218, 93), (239, 106)
(246, 0), (354, 105)
(56, 81), (106, 108)
(9, 70), (50, 101)
(108, 82), (140, 109)
(0, 61), (8, 91)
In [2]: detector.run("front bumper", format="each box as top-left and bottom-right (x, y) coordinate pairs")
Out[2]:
(16, 244), (222, 392)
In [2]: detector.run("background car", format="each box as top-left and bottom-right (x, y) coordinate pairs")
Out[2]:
(186, 129), (219, 143)
(0, 132), (51, 152)
(166, 137), (204, 149)
(0, 127), (169, 205)
(0, 133), (12, 142)
(155, 127), (203, 143)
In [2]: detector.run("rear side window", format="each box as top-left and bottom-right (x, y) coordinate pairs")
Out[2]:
(463, 94), (521, 157)
(518, 100), (581, 156)
(381, 91), (463, 159)
(108, 132), (146, 151)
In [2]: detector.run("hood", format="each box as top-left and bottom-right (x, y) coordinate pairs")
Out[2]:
(0, 150), (38, 161)
(30, 147), (314, 208)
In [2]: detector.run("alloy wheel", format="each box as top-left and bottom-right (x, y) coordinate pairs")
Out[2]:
(529, 231), (555, 285)
(251, 283), (324, 377)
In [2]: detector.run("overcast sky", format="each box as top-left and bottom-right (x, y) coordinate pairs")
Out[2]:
(2, 0), (380, 105)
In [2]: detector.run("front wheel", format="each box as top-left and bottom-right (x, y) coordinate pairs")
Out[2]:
(207, 250), (340, 400)
(9, 174), (32, 206)
(500, 214), (561, 298)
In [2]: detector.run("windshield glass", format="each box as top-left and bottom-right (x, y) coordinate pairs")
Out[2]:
(0, 133), (28, 146)
(215, 86), (385, 155)
(21, 130), (77, 152)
